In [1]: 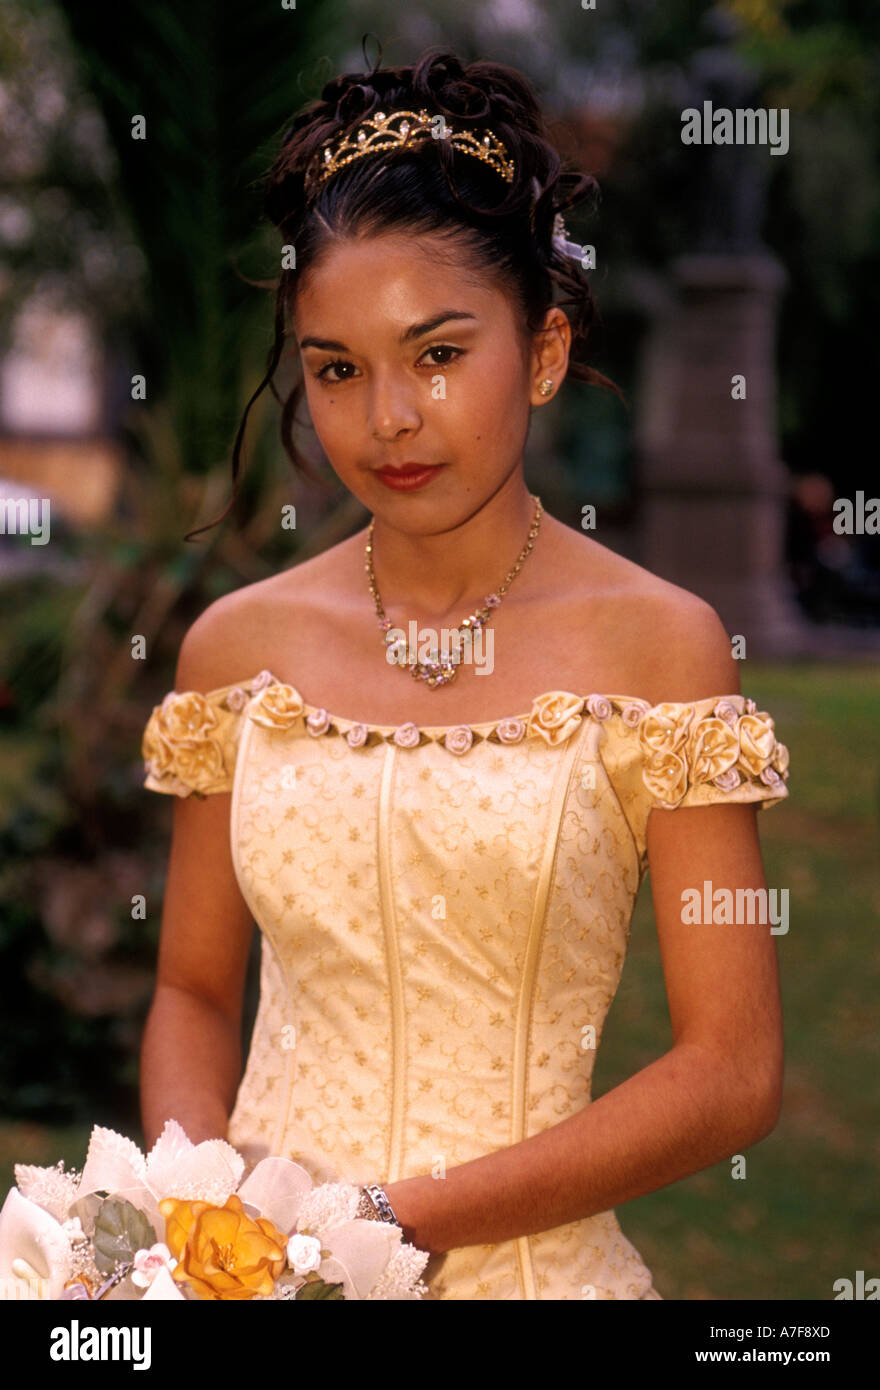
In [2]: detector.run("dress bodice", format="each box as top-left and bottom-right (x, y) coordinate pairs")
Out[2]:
(141, 670), (790, 1299)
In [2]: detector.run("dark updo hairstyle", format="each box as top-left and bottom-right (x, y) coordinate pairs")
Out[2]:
(185, 42), (622, 541)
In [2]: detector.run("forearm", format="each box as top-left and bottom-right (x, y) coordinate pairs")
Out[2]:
(387, 1041), (778, 1255)
(140, 983), (242, 1148)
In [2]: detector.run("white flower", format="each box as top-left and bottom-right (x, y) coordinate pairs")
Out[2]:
(73, 1119), (245, 1224)
(586, 694), (612, 722)
(713, 767), (742, 792)
(744, 697), (757, 714)
(345, 723), (369, 748)
(225, 686), (248, 712)
(713, 699), (740, 727)
(60, 1216), (85, 1243)
(0, 1188), (73, 1300)
(759, 765), (783, 787)
(621, 702), (647, 729)
(14, 1161), (81, 1224)
(444, 726), (473, 755)
(496, 718), (525, 744)
(306, 708), (331, 736)
(287, 1233), (323, 1275)
(131, 1242), (176, 1288)
(251, 669), (275, 692)
(318, 1220), (413, 1299)
(392, 722), (421, 748)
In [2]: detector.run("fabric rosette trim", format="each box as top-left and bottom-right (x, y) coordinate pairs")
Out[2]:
(523, 691), (654, 748)
(142, 690), (228, 798)
(146, 679), (788, 779)
(246, 684), (658, 753)
(0, 1121), (430, 1302)
(638, 698), (790, 809)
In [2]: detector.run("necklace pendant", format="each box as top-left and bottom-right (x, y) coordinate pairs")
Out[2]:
(367, 494), (543, 687)
(411, 656), (458, 687)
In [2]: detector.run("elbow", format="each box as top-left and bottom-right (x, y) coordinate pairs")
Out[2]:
(735, 1065), (784, 1148)
(741, 1094), (781, 1148)
(686, 1041), (783, 1150)
(754, 1074), (784, 1142)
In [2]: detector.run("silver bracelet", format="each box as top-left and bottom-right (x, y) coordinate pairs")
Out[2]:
(356, 1182), (402, 1230)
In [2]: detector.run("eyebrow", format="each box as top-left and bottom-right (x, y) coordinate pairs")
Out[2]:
(298, 310), (478, 353)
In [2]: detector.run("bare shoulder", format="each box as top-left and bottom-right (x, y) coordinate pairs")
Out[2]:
(558, 526), (741, 707)
(624, 576), (741, 707)
(173, 544), (345, 693)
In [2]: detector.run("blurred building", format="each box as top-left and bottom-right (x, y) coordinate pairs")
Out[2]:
(0, 301), (123, 531)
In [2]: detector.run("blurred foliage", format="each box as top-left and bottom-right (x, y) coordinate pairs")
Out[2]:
(0, 0), (357, 1126)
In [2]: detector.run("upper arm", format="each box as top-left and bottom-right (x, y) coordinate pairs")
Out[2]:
(642, 592), (783, 1132)
(152, 595), (256, 1024)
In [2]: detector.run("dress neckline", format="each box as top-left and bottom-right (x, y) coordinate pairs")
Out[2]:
(210, 669), (750, 739)
(276, 686), (645, 736)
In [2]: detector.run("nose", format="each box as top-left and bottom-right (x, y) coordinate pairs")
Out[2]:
(368, 369), (422, 441)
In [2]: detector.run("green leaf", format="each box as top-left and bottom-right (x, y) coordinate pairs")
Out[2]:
(92, 1198), (157, 1274)
(295, 1276), (346, 1301)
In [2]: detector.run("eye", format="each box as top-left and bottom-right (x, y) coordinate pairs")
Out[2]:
(420, 344), (464, 368)
(314, 358), (355, 383)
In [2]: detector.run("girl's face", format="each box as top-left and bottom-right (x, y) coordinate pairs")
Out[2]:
(292, 231), (568, 528)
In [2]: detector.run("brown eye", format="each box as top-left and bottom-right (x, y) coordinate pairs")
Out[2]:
(420, 345), (464, 367)
(315, 358), (356, 382)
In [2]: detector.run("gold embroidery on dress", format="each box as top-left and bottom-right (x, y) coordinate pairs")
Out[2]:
(141, 676), (791, 1298)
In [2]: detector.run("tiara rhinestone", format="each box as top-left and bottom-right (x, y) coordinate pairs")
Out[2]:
(305, 107), (516, 196)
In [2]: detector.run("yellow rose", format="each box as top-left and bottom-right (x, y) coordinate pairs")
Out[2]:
(158, 691), (219, 742)
(526, 692), (584, 747)
(686, 715), (739, 784)
(737, 713), (777, 777)
(249, 683), (306, 730)
(141, 714), (175, 775)
(771, 741), (790, 776)
(160, 1194), (287, 1301)
(642, 751), (689, 808)
(172, 738), (226, 792)
(160, 1196), (203, 1260)
(638, 703), (694, 758)
(143, 692), (227, 792)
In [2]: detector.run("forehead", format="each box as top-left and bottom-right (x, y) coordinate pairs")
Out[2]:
(292, 231), (504, 324)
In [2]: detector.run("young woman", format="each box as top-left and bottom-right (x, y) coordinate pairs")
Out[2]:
(139, 47), (791, 1300)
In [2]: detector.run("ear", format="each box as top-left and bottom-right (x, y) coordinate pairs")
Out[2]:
(528, 307), (571, 405)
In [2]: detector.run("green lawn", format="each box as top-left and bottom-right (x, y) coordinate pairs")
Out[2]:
(2, 660), (877, 1300)
(598, 661), (880, 1299)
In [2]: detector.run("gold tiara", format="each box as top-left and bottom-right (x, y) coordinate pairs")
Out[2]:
(304, 107), (516, 197)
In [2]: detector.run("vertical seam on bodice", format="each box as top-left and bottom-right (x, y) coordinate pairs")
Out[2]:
(511, 721), (591, 1299)
(376, 743), (407, 1183)
(596, 719), (644, 885)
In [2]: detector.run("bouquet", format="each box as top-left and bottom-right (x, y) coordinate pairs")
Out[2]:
(0, 1121), (431, 1300)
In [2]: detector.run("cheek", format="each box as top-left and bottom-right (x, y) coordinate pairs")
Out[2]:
(306, 390), (351, 452)
(456, 353), (529, 434)
(448, 346), (524, 408)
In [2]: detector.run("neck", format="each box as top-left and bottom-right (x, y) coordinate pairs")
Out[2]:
(366, 475), (540, 621)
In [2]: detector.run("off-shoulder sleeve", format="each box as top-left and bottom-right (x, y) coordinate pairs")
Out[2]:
(141, 678), (259, 798)
(637, 694), (790, 811)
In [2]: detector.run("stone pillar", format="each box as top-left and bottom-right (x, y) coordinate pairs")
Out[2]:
(635, 251), (807, 655)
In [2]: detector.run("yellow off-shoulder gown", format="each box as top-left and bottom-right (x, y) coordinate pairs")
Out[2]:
(142, 672), (790, 1300)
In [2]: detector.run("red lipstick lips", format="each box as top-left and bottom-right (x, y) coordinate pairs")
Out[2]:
(374, 463), (445, 491)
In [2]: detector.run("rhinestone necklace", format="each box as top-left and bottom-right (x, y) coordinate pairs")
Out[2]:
(365, 494), (543, 688)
